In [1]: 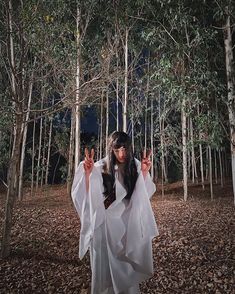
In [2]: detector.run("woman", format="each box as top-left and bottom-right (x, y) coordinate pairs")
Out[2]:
(72, 131), (158, 294)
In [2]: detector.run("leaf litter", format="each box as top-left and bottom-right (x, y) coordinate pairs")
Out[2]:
(0, 183), (234, 293)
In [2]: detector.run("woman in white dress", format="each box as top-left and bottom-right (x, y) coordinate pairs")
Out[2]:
(72, 131), (159, 294)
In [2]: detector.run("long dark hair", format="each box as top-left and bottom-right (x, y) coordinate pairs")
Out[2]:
(102, 131), (138, 206)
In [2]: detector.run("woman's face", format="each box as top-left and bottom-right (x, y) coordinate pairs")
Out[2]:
(113, 146), (127, 163)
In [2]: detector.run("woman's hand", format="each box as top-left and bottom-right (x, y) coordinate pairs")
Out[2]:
(84, 147), (94, 175)
(141, 149), (152, 178)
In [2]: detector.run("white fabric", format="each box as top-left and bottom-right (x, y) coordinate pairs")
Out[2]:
(72, 158), (159, 294)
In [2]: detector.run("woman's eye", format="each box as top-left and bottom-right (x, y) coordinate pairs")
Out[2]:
(114, 148), (125, 152)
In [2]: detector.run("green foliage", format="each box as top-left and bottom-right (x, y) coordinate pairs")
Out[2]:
(0, 0), (232, 184)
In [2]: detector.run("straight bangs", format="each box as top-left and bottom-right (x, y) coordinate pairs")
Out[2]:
(110, 132), (131, 151)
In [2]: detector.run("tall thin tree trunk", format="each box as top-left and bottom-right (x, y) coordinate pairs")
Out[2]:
(214, 149), (218, 184)
(36, 93), (44, 191)
(131, 99), (135, 152)
(159, 94), (165, 197)
(218, 148), (224, 187)
(190, 117), (198, 183)
(150, 98), (154, 177)
(144, 55), (150, 151)
(187, 118), (191, 181)
(97, 120), (100, 160)
(205, 147), (209, 181)
(31, 114), (36, 196)
(74, 5), (81, 171)
(99, 91), (104, 160)
(144, 95), (148, 151)
(160, 124), (165, 182)
(45, 115), (53, 186)
(224, 8), (235, 204)
(198, 105), (205, 189)
(67, 109), (75, 194)
(105, 86), (109, 155)
(199, 143), (205, 189)
(208, 145), (213, 200)
(182, 98), (188, 201)
(40, 118), (47, 187)
(190, 118), (195, 183)
(116, 54), (119, 131)
(159, 94), (167, 183)
(18, 78), (33, 200)
(123, 28), (128, 132)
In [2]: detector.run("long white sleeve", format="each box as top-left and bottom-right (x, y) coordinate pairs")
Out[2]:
(71, 161), (105, 259)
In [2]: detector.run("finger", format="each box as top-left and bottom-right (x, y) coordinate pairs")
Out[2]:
(146, 149), (152, 159)
(90, 148), (95, 160)
(84, 158), (90, 165)
(83, 162), (88, 170)
(142, 158), (150, 165)
(143, 149), (146, 159)
(85, 158), (93, 165)
(85, 147), (90, 159)
(142, 158), (151, 165)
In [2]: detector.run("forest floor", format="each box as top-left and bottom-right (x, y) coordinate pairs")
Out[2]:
(0, 181), (234, 294)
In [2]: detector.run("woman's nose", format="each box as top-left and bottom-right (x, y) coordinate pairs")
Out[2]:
(119, 150), (125, 157)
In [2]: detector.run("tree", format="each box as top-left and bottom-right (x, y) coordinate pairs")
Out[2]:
(223, 4), (235, 203)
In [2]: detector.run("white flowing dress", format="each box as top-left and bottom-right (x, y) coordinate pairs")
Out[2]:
(71, 158), (159, 294)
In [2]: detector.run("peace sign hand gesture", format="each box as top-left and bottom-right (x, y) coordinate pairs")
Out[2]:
(84, 147), (95, 175)
(141, 149), (152, 178)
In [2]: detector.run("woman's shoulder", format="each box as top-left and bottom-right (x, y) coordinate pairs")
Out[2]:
(94, 157), (107, 170)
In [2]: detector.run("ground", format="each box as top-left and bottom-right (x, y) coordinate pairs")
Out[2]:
(0, 182), (234, 294)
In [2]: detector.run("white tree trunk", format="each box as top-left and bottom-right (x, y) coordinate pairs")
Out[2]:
(187, 119), (191, 180)
(159, 93), (165, 196)
(74, 6), (81, 171)
(123, 28), (128, 132)
(190, 118), (195, 183)
(131, 99), (135, 152)
(198, 105), (205, 189)
(199, 143), (205, 190)
(182, 98), (188, 201)
(40, 119), (47, 187)
(99, 91), (104, 160)
(116, 55), (119, 131)
(218, 148), (224, 187)
(208, 145), (214, 200)
(159, 92), (167, 183)
(105, 86), (109, 155)
(45, 115), (53, 186)
(214, 149), (218, 184)
(31, 114), (36, 196)
(144, 96), (148, 151)
(150, 98), (154, 177)
(190, 117), (198, 183)
(224, 10), (235, 204)
(67, 109), (75, 194)
(18, 78), (33, 200)
(144, 55), (150, 151)
(9, 0), (16, 98)
(36, 93), (44, 191)
(205, 147), (209, 181)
